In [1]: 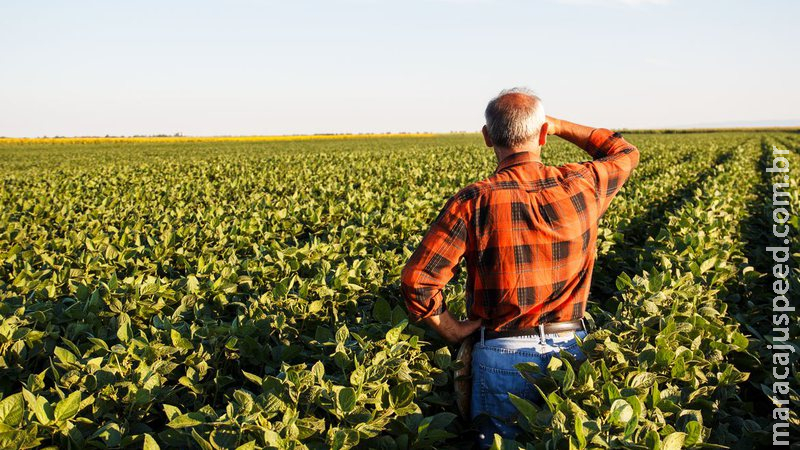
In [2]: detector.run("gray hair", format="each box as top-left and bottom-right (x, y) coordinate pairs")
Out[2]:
(484, 87), (546, 149)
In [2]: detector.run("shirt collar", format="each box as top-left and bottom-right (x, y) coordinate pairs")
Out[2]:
(494, 151), (543, 173)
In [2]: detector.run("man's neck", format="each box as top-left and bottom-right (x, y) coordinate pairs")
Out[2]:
(495, 148), (542, 165)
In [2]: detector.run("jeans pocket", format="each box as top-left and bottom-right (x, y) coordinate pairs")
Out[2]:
(479, 364), (537, 422)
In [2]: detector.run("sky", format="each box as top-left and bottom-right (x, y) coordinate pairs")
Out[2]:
(1, 0), (798, 137)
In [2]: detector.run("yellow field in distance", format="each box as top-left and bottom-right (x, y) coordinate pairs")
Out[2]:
(0, 133), (439, 145)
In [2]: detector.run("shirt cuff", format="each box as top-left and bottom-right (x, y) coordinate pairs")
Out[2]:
(407, 293), (447, 322)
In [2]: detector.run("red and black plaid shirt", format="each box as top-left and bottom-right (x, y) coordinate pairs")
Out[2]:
(401, 129), (640, 331)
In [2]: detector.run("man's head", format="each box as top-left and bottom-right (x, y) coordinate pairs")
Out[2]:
(482, 88), (547, 156)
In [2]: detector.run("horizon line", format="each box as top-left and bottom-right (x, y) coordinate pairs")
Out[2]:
(1, 125), (800, 141)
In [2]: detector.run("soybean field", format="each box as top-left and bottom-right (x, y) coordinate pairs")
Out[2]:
(0, 132), (797, 449)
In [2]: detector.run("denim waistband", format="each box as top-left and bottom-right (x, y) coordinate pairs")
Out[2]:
(479, 326), (586, 346)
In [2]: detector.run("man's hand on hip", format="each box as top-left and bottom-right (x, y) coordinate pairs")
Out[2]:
(422, 309), (482, 344)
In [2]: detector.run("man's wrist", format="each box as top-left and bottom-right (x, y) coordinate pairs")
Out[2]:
(458, 321), (476, 340)
(552, 118), (562, 136)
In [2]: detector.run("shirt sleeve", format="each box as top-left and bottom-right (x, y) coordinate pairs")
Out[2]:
(400, 196), (468, 322)
(580, 129), (640, 216)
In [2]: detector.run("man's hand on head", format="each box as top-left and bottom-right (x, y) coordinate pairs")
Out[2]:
(545, 116), (597, 151)
(546, 116), (560, 136)
(422, 309), (482, 344)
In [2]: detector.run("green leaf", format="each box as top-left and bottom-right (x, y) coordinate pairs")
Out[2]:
(433, 347), (451, 369)
(650, 382), (661, 408)
(372, 298), (391, 322)
(684, 421), (702, 446)
(662, 432), (686, 450)
(308, 300), (323, 314)
(514, 361), (541, 378)
(170, 329), (194, 350)
(615, 272), (633, 291)
(338, 387), (357, 412)
(390, 305), (407, 325)
(0, 393), (24, 427)
(54, 391), (81, 421)
(241, 371), (263, 386)
(335, 325), (349, 344)
(645, 429), (661, 450)
(488, 433), (519, 450)
(117, 312), (132, 343)
(143, 434), (160, 450)
(390, 382), (414, 409)
(700, 256), (717, 274)
(272, 280), (289, 298)
(91, 421), (122, 446)
(603, 382), (621, 403)
(331, 428), (359, 450)
(509, 393), (538, 426)
(623, 410), (638, 438)
(186, 275), (200, 293)
(53, 347), (78, 365)
(427, 412), (456, 430)
(234, 390), (254, 413)
(167, 412), (205, 429)
(23, 390), (54, 425)
(562, 360), (575, 391)
(386, 320), (407, 345)
(648, 271), (663, 293)
(671, 357), (686, 378)
(313, 361), (326, 384)
(575, 417), (587, 449)
(608, 398), (633, 425)
(349, 364), (365, 387)
(35, 400), (55, 425)
(211, 428), (238, 449)
(731, 331), (749, 351)
(688, 261), (701, 277)
(631, 372), (657, 389)
(163, 404), (182, 421)
(192, 429), (215, 450)
(600, 360), (612, 382)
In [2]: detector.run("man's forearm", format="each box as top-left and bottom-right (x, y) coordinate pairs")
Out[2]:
(422, 309), (482, 344)
(547, 116), (597, 154)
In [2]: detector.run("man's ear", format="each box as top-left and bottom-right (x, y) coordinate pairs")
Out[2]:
(539, 123), (548, 147)
(481, 125), (493, 148)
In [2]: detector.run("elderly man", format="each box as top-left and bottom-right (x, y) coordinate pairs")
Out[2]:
(400, 88), (640, 447)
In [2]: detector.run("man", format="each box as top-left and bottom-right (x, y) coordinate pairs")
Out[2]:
(400, 88), (640, 447)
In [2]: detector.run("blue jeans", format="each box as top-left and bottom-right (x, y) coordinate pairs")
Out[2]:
(470, 328), (588, 449)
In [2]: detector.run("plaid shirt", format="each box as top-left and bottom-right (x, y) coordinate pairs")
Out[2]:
(401, 129), (640, 331)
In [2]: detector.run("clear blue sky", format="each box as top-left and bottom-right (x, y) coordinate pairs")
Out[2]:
(1, 0), (797, 137)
